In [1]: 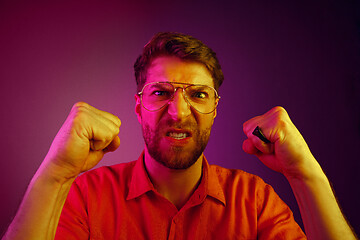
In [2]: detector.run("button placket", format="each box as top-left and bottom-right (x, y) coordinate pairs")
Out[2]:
(168, 215), (178, 240)
(169, 211), (186, 240)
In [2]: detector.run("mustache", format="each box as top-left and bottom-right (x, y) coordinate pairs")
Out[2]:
(162, 118), (197, 130)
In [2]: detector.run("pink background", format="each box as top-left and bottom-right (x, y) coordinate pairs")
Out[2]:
(1, 0), (359, 235)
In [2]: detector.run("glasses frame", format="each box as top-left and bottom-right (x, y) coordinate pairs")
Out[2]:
(137, 81), (221, 114)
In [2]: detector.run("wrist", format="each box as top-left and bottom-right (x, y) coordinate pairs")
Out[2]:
(34, 158), (78, 186)
(31, 170), (76, 191)
(284, 156), (326, 184)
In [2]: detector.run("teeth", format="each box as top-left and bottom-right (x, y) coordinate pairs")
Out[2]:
(169, 132), (188, 139)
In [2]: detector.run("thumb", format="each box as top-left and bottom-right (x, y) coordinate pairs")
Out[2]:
(104, 136), (121, 153)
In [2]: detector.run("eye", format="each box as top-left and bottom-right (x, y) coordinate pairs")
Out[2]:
(149, 89), (173, 100)
(192, 91), (208, 99)
(152, 90), (171, 96)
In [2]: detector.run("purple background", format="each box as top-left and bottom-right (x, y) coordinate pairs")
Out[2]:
(1, 0), (359, 236)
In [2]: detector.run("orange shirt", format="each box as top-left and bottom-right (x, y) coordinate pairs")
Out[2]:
(55, 153), (306, 239)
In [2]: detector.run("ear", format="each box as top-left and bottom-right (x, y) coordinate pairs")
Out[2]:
(134, 94), (142, 124)
(213, 98), (219, 119)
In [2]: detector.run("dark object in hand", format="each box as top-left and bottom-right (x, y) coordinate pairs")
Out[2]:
(252, 126), (271, 143)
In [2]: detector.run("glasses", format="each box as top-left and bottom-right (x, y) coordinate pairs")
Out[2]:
(138, 82), (220, 114)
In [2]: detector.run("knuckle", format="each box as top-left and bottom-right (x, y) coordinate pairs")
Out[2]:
(73, 108), (87, 120)
(242, 121), (247, 130)
(69, 104), (91, 127)
(113, 126), (120, 136)
(71, 102), (89, 117)
(115, 116), (121, 127)
(105, 134), (113, 142)
(272, 106), (287, 114)
(99, 131), (112, 143)
(272, 106), (289, 120)
(73, 101), (88, 109)
(277, 118), (288, 129)
(243, 122), (251, 133)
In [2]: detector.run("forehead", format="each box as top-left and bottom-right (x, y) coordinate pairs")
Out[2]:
(146, 56), (214, 87)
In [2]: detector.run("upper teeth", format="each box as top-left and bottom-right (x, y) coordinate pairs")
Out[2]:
(169, 132), (188, 139)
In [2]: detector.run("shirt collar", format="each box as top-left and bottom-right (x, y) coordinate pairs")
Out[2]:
(126, 151), (155, 200)
(126, 152), (226, 206)
(202, 156), (226, 206)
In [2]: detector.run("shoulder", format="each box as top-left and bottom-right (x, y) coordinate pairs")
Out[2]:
(208, 164), (279, 203)
(209, 164), (268, 189)
(74, 160), (137, 190)
(209, 164), (290, 212)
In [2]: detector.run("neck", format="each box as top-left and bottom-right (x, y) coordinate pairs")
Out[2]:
(144, 149), (203, 210)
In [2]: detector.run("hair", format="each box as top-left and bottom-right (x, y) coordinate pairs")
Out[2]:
(134, 32), (224, 92)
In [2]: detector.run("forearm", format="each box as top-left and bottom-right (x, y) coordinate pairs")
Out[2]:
(2, 170), (75, 240)
(2, 102), (120, 240)
(287, 160), (357, 240)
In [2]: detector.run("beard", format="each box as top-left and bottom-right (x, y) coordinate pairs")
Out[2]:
(142, 118), (212, 170)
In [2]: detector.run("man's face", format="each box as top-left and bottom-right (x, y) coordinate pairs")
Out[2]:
(135, 56), (218, 169)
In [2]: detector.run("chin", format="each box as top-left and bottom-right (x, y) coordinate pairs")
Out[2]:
(154, 147), (202, 170)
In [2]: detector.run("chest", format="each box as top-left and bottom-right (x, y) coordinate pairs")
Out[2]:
(87, 191), (258, 240)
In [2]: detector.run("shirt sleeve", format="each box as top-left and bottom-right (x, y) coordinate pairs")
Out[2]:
(55, 180), (90, 240)
(257, 184), (307, 239)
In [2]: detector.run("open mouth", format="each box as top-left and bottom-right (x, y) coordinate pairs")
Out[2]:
(167, 132), (189, 139)
(166, 129), (192, 140)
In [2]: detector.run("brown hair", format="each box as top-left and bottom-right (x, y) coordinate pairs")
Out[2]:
(134, 32), (224, 92)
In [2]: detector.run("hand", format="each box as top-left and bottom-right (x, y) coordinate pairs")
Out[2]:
(39, 102), (121, 183)
(242, 106), (317, 180)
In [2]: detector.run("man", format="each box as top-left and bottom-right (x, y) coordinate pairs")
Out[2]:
(3, 32), (357, 239)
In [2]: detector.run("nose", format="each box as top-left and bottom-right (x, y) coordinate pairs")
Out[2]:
(167, 88), (191, 120)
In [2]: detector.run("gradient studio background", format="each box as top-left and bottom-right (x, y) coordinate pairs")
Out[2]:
(1, 0), (359, 236)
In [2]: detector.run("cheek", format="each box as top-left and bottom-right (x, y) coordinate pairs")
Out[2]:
(141, 110), (163, 129)
(197, 114), (215, 130)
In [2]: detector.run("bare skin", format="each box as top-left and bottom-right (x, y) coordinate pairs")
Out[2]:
(134, 56), (217, 210)
(2, 102), (121, 240)
(2, 58), (357, 239)
(242, 106), (357, 239)
(143, 150), (203, 209)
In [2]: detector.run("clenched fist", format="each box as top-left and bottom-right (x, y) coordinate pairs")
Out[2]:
(40, 102), (121, 183)
(242, 106), (317, 180)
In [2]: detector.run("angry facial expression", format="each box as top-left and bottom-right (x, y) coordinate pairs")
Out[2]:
(135, 56), (218, 169)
